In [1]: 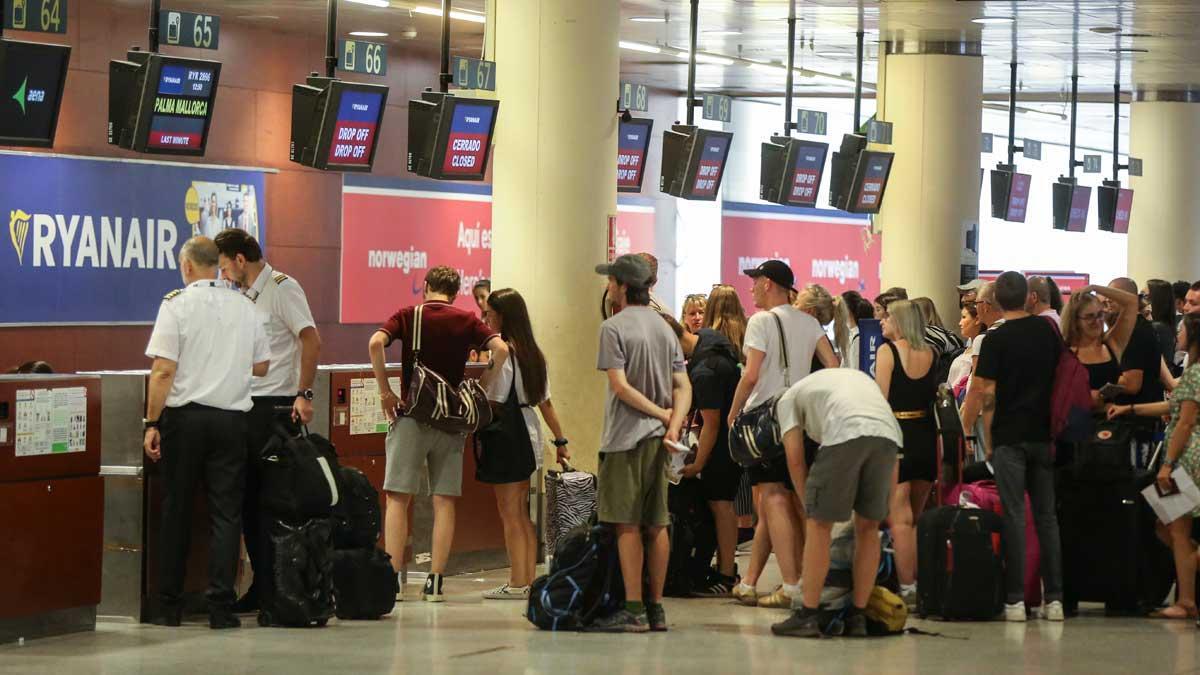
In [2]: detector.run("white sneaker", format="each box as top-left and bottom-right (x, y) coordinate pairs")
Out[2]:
(1040, 601), (1064, 622)
(482, 584), (530, 600)
(1005, 602), (1027, 622)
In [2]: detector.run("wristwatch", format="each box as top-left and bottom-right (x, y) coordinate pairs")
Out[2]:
(143, 418), (159, 431)
(297, 389), (314, 401)
(1165, 457), (1178, 470)
(553, 438), (569, 447)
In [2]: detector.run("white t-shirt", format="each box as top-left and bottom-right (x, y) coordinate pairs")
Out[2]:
(244, 264), (317, 397)
(842, 326), (861, 370)
(146, 281), (270, 412)
(1039, 308), (1062, 329)
(743, 305), (825, 409)
(485, 353), (549, 470)
(776, 369), (902, 448)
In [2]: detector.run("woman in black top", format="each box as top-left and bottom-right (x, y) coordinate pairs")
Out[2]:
(1061, 285), (1140, 410)
(875, 300), (937, 606)
(1147, 279), (1181, 377)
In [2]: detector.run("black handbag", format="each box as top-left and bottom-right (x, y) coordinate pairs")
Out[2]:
(729, 312), (789, 468)
(473, 365), (537, 483)
(403, 303), (493, 435)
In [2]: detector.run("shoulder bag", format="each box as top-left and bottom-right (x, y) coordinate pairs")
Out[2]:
(403, 304), (493, 435)
(474, 359), (537, 483)
(729, 311), (790, 467)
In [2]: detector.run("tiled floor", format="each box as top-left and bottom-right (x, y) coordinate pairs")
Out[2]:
(3, 561), (1197, 675)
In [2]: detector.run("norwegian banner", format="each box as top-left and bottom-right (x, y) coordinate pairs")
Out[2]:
(610, 201), (656, 260)
(0, 152), (266, 325)
(340, 176), (491, 324)
(720, 202), (880, 312)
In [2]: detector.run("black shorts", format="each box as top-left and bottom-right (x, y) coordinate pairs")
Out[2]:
(747, 456), (793, 490)
(699, 447), (742, 502)
(897, 419), (937, 484)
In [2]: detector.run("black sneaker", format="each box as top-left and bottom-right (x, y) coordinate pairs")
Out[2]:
(151, 605), (182, 627)
(771, 607), (824, 638)
(209, 609), (241, 630)
(691, 573), (736, 598)
(232, 589), (259, 614)
(585, 609), (650, 633)
(646, 603), (668, 632)
(423, 573), (445, 603)
(844, 607), (868, 637)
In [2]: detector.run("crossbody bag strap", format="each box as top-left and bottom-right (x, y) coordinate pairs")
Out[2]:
(411, 304), (424, 363)
(772, 310), (790, 386)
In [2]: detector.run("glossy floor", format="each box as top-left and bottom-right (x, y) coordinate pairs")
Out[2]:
(3, 563), (1197, 675)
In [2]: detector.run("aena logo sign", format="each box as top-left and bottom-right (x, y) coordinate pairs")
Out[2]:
(11, 77), (46, 116)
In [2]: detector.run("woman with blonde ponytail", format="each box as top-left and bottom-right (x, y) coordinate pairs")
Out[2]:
(795, 284), (848, 365)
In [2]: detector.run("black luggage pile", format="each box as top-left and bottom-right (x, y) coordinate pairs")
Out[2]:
(257, 423), (341, 627)
(526, 520), (625, 631)
(916, 505), (1006, 620)
(330, 466), (398, 620)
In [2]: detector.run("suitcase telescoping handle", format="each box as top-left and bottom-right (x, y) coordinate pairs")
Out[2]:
(272, 405), (308, 437)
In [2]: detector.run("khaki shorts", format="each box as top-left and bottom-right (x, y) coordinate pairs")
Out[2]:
(383, 417), (465, 496)
(598, 436), (670, 527)
(804, 436), (898, 523)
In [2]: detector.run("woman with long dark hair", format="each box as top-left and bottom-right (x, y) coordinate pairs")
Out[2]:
(478, 288), (569, 600)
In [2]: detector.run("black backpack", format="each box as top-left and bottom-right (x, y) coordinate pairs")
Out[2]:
(259, 518), (335, 628)
(526, 522), (625, 631)
(331, 548), (398, 620)
(332, 466), (382, 549)
(260, 424), (342, 520)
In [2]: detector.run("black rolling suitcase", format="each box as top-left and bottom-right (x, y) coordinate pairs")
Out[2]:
(259, 518), (336, 627)
(917, 506), (1005, 620)
(331, 548), (398, 620)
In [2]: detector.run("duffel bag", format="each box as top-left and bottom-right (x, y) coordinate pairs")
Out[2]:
(259, 518), (335, 628)
(260, 424), (342, 520)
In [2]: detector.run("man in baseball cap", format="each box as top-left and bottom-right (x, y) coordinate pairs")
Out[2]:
(596, 253), (653, 290)
(743, 259), (798, 294)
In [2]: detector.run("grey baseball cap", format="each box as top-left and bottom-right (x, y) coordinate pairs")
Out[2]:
(595, 253), (652, 288)
(957, 279), (984, 292)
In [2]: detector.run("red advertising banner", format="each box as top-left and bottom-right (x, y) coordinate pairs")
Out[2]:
(978, 270), (1089, 301)
(720, 205), (880, 311)
(341, 185), (491, 324)
(610, 205), (656, 260)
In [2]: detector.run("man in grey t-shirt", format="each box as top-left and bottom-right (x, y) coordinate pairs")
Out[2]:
(589, 254), (691, 634)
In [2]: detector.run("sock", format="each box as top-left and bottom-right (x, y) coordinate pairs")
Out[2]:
(901, 583), (916, 594)
(782, 583), (802, 598)
(736, 582), (755, 593)
(626, 600), (645, 615)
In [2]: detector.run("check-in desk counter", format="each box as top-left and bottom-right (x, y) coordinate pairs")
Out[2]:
(0, 374), (103, 644)
(313, 364), (523, 574)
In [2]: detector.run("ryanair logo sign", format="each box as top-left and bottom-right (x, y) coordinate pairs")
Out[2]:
(5, 211), (179, 270)
(9, 209), (30, 265)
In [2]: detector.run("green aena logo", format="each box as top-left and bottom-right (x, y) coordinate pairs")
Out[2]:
(12, 77), (46, 115)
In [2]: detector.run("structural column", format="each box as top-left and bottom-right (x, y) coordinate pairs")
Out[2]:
(876, 42), (983, 321)
(1127, 94), (1200, 284)
(490, 0), (619, 473)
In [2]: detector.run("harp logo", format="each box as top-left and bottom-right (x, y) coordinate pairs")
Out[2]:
(9, 209), (30, 265)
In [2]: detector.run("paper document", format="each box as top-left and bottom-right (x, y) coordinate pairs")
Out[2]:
(1142, 467), (1200, 525)
(665, 440), (689, 485)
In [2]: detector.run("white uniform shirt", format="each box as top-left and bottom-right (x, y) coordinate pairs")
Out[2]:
(776, 368), (902, 448)
(484, 352), (549, 470)
(742, 305), (825, 409)
(243, 264), (316, 398)
(146, 280), (271, 412)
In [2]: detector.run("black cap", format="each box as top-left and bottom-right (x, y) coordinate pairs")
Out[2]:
(595, 253), (652, 288)
(743, 259), (796, 293)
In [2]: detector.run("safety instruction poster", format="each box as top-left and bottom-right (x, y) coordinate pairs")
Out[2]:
(349, 377), (401, 435)
(14, 387), (87, 456)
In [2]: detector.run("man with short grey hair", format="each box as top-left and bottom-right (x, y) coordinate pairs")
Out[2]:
(1026, 276), (1061, 328)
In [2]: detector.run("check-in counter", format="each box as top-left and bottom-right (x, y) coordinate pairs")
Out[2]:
(0, 374), (103, 644)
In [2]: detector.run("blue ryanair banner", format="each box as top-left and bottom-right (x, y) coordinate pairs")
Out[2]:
(1, 153), (267, 324)
(857, 318), (884, 376)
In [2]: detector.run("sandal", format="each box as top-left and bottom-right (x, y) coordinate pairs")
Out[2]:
(1149, 605), (1199, 620)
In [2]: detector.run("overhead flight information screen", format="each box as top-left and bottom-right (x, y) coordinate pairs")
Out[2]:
(617, 118), (653, 192)
(689, 132), (731, 199)
(440, 101), (496, 177)
(0, 39), (71, 147)
(852, 151), (893, 213)
(326, 88), (385, 167)
(1007, 172), (1032, 222)
(786, 140), (828, 207)
(145, 59), (218, 153)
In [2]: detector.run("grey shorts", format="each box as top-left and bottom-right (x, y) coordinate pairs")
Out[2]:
(804, 436), (898, 523)
(384, 417), (466, 497)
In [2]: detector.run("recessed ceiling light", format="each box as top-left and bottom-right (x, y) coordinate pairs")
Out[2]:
(630, 16), (666, 23)
(1090, 26), (1120, 34)
(346, 0), (390, 7)
(619, 41), (662, 54)
(412, 6), (486, 23)
(972, 16), (1014, 25)
(703, 30), (742, 36)
(1109, 47), (1149, 53)
(350, 31), (388, 37)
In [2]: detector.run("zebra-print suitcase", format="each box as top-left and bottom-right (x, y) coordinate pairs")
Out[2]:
(544, 462), (597, 558)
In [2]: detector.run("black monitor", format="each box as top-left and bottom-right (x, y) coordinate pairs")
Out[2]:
(660, 125), (734, 201)
(829, 133), (865, 211)
(290, 77), (389, 172)
(407, 91), (500, 181)
(760, 136), (829, 207)
(845, 150), (894, 214)
(1052, 177), (1091, 232)
(1097, 180), (1134, 234)
(617, 117), (654, 193)
(0, 38), (71, 148)
(990, 165), (1032, 222)
(108, 52), (221, 156)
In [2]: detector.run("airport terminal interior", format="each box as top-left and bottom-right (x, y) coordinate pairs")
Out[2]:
(5, 0), (1200, 673)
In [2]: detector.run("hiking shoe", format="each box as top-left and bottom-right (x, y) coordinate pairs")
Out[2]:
(771, 607), (823, 638)
(482, 584), (529, 600)
(423, 573), (445, 603)
(692, 573), (737, 598)
(646, 603), (668, 632)
(585, 609), (650, 633)
(732, 583), (758, 606)
(758, 587), (794, 609)
(1005, 602), (1027, 622)
(1040, 601), (1064, 622)
(844, 607), (868, 637)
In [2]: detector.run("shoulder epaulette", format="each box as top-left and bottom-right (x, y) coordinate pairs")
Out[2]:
(163, 289), (183, 301)
(272, 273), (290, 285)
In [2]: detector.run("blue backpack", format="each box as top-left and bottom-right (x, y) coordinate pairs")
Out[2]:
(526, 521), (624, 631)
